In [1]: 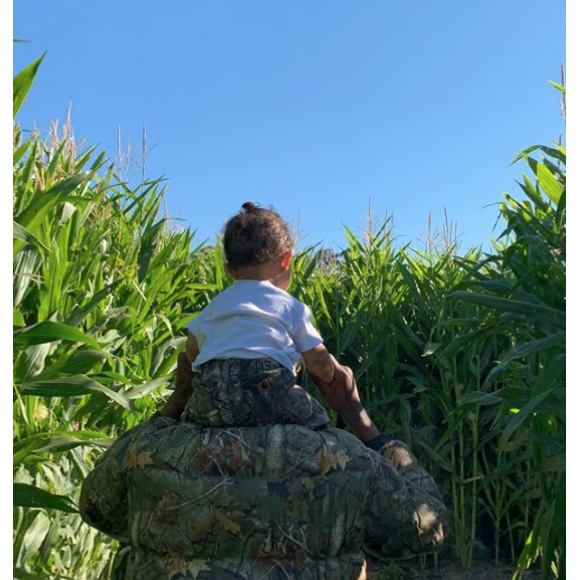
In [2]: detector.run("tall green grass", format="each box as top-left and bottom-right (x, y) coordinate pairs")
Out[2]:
(13, 104), (220, 578)
(13, 57), (565, 579)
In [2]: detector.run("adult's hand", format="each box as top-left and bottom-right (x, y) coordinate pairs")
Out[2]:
(160, 351), (194, 418)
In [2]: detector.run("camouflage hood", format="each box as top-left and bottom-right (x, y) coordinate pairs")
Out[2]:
(80, 417), (446, 580)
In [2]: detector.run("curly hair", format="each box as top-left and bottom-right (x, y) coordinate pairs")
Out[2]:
(223, 202), (293, 269)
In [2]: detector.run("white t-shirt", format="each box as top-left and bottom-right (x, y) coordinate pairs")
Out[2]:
(187, 280), (323, 372)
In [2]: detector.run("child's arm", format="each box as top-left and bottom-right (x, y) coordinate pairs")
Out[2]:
(160, 334), (199, 418)
(301, 344), (338, 384)
(308, 360), (383, 445)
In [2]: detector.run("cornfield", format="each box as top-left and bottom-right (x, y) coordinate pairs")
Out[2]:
(13, 56), (565, 579)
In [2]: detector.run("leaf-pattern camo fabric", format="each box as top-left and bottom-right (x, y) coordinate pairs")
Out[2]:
(80, 417), (446, 580)
(182, 358), (331, 430)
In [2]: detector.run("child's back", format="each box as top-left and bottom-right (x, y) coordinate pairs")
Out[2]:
(164, 202), (338, 429)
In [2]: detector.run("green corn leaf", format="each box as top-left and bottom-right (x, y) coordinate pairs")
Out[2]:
(14, 321), (101, 349)
(13, 53), (45, 118)
(13, 483), (78, 513)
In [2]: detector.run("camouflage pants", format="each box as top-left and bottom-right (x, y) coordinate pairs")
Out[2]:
(182, 358), (331, 430)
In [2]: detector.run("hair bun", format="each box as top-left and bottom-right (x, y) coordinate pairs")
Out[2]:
(242, 202), (259, 212)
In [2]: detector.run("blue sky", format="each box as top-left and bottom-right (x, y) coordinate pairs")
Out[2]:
(13, 1), (565, 252)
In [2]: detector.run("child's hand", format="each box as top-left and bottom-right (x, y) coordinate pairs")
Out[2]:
(308, 362), (361, 410)
(309, 362), (382, 444)
(302, 345), (335, 383)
